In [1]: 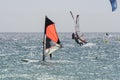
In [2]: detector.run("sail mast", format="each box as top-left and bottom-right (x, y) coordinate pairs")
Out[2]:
(70, 11), (76, 33)
(42, 16), (47, 61)
(70, 11), (79, 34)
(42, 35), (46, 61)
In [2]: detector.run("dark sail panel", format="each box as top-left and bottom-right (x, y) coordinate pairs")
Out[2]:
(46, 37), (51, 49)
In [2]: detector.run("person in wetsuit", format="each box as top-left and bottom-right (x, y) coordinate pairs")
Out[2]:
(72, 33), (84, 46)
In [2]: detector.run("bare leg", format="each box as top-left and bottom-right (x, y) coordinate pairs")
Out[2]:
(50, 54), (52, 60)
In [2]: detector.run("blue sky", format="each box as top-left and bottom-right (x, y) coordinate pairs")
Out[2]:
(0, 0), (119, 32)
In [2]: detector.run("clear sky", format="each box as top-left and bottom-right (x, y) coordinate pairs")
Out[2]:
(0, 0), (120, 32)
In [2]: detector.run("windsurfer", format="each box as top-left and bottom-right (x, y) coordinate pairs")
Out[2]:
(105, 33), (111, 39)
(104, 33), (110, 43)
(72, 33), (87, 46)
(106, 33), (109, 36)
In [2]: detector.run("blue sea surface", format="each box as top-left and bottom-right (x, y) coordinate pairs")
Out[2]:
(0, 32), (120, 80)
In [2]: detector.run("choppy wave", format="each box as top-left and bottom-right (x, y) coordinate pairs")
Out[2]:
(0, 32), (120, 80)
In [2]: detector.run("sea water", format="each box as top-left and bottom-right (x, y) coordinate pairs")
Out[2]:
(0, 32), (120, 80)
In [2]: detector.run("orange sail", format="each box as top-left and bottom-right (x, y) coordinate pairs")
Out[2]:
(44, 16), (60, 44)
(43, 16), (61, 61)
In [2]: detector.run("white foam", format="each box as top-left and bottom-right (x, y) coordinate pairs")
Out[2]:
(21, 59), (39, 63)
(0, 74), (31, 79)
(47, 60), (75, 64)
(82, 43), (96, 47)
